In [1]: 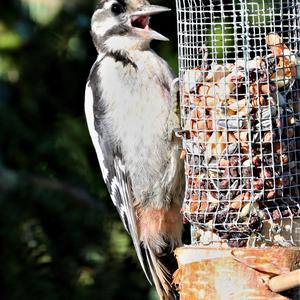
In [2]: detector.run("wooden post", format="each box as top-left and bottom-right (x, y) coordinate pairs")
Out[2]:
(173, 247), (300, 300)
(269, 269), (300, 293)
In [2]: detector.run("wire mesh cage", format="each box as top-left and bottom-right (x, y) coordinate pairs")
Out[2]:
(176, 0), (300, 247)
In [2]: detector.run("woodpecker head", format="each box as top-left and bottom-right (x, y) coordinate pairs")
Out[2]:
(91, 0), (170, 53)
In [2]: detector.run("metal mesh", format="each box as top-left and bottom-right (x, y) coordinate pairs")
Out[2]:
(176, 0), (300, 247)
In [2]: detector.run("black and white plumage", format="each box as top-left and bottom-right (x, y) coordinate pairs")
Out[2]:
(84, 1), (184, 299)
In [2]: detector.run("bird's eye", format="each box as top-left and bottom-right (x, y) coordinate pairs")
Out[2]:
(111, 3), (124, 15)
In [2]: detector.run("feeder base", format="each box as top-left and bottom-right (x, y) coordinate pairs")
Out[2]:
(174, 247), (300, 300)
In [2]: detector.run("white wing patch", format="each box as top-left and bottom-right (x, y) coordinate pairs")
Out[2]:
(110, 173), (131, 232)
(84, 82), (109, 182)
(111, 159), (132, 233)
(110, 176), (120, 206)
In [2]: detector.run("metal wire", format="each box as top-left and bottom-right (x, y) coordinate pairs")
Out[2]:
(176, 0), (300, 247)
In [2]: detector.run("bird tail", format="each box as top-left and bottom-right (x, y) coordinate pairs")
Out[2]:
(134, 206), (183, 299)
(143, 243), (179, 300)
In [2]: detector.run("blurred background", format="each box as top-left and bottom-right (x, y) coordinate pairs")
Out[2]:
(0, 0), (178, 299)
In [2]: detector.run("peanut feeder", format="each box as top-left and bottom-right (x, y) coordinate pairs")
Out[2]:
(175, 0), (300, 298)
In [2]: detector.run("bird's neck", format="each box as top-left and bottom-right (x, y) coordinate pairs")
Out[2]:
(102, 49), (138, 69)
(98, 37), (152, 68)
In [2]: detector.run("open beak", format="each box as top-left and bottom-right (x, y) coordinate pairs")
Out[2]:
(129, 5), (170, 41)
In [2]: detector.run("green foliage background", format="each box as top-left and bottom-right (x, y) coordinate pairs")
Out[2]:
(0, 0), (178, 299)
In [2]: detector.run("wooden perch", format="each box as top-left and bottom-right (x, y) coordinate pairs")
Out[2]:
(174, 246), (300, 300)
(269, 269), (300, 293)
